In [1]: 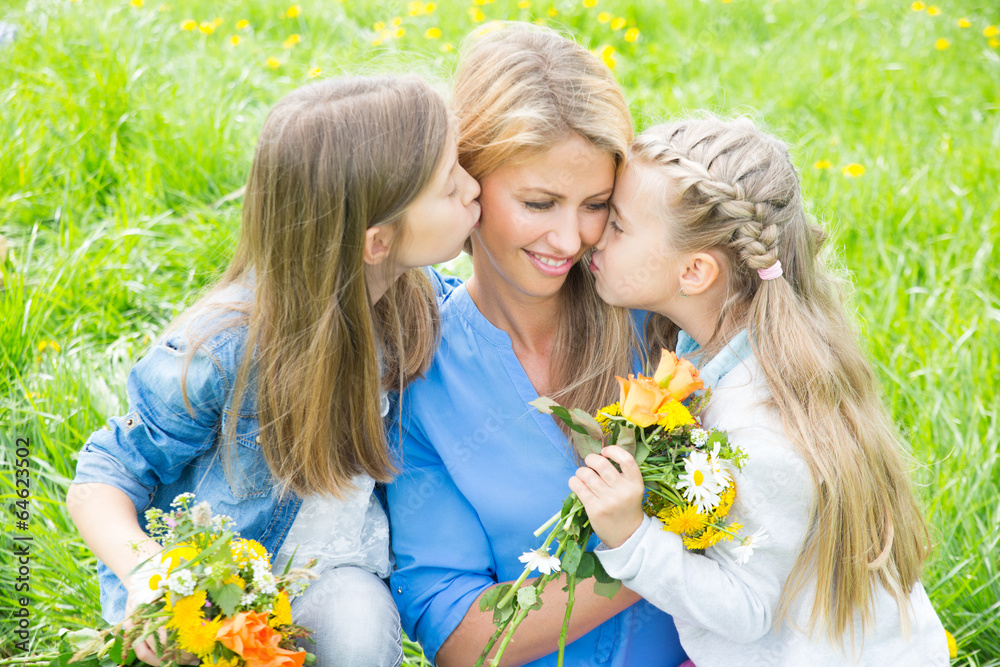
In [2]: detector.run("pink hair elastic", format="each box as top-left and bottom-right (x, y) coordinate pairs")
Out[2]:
(757, 260), (783, 281)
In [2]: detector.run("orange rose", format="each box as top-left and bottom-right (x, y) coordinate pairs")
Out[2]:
(652, 350), (704, 401)
(216, 611), (305, 667)
(617, 374), (672, 428)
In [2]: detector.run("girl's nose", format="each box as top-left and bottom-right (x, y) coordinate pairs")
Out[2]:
(459, 165), (480, 205)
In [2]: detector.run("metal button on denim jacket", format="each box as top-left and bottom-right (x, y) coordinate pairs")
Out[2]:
(72, 284), (302, 623)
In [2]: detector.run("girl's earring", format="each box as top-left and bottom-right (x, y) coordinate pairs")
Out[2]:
(678, 288), (688, 298)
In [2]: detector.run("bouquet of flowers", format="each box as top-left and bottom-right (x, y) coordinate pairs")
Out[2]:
(477, 350), (759, 667)
(53, 493), (318, 667)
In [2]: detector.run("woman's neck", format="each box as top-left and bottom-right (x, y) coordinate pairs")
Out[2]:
(466, 272), (561, 357)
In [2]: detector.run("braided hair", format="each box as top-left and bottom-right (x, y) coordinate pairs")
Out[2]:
(636, 116), (930, 647)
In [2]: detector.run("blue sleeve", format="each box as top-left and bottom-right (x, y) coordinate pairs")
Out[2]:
(424, 266), (464, 299)
(387, 414), (496, 664)
(72, 330), (226, 512)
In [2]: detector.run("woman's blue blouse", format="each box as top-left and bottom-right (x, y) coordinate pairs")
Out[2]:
(387, 282), (687, 666)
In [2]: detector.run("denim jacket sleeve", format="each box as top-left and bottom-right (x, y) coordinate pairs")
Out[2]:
(73, 328), (230, 512)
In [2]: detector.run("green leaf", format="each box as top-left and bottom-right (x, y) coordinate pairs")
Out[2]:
(592, 556), (617, 584)
(480, 584), (512, 611)
(575, 552), (596, 580)
(214, 582), (244, 617)
(108, 636), (123, 663)
(493, 602), (516, 625)
(560, 541), (584, 575)
(634, 439), (651, 465)
(593, 579), (623, 599)
(517, 586), (539, 610)
(529, 396), (561, 415)
(567, 408), (604, 442)
(571, 431), (603, 458)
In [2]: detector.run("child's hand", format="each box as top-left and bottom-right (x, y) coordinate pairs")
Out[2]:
(568, 445), (645, 549)
(122, 586), (199, 666)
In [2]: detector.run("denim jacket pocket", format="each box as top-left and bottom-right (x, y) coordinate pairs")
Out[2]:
(220, 413), (273, 499)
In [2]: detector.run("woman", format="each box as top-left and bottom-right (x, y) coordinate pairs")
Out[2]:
(387, 24), (688, 666)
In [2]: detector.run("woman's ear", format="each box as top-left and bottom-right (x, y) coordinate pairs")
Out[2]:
(678, 251), (721, 296)
(364, 225), (395, 266)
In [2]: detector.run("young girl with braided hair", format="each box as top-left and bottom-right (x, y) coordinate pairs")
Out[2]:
(574, 116), (949, 665)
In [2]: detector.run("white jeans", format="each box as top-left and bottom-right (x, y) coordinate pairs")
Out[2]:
(290, 565), (403, 666)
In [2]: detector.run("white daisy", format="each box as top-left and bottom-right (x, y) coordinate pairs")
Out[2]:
(127, 555), (169, 605)
(677, 449), (726, 513)
(518, 547), (562, 575)
(731, 527), (769, 565)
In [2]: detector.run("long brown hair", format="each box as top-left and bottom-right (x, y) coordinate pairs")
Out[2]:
(636, 116), (930, 645)
(180, 76), (448, 498)
(453, 22), (638, 415)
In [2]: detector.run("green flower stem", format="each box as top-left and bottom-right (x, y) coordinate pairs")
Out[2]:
(475, 623), (507, 667)
(496, 524), (562, 610)
(556, 573), (577, 667)
(533, 508), (564, 536)
(490, 607), (530, 666)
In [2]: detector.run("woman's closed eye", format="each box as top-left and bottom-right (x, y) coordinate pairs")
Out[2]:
(586, 201), (609, 213)
(523, 200), (555, 211)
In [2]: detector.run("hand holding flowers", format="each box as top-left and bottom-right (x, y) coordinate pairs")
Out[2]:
(568, 445), (646, 549)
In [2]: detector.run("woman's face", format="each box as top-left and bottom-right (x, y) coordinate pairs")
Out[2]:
(471, 134), (615, 300)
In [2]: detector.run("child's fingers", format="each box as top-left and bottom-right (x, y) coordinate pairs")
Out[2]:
(573, 465), (609, 496)
(601, 445), (643, 485)
(584, 452), (625, 486)
(568, 473), (598, 505)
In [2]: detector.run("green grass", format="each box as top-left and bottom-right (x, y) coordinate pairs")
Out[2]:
(1, 0), (998, 663)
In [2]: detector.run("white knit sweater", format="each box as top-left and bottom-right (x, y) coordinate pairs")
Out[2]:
(595, 354), (949, 667)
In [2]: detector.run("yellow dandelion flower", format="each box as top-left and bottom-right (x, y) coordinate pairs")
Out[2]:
(548, 7), (559, 16)
(518, 0), (531, 8)
(910, 1), (925, 11)
(37, 340), (61, 353)
(223, 573), (246, 588)
(624, 27), (640, 42)
(181, 19), (197, 30)
(713, 482), (736, 518)
(425, 27), (442, 39)
(583, 0), (597, 7)
(394, 27), (406, 38)
(474, 0), (494, 4)
(470, 8), (485, 22)
(935, 37), (950, 50)
(229, 35), (240, 45)
(958, 18), (970, 28)
(236, 19), (249, 30)
(131, 0), (143, 7)
(408, 0), (424, 15)
(161, 543), (199, 573)
(595, 402), (621, 425)
(602, 54), (616, 69)
(611, 17), (626, 30)
(425, 2), (437, 12)
(655, 401), (696, 431)
(199, 21), (214, 34)
(267, 56), (281, 69)
(683, 525), (734, 550)
(391, 16), (402, 27)
(286, 5), (301, 19)
(231, 538), (269, 566)
(308, 67), (321, 78)
(660, 505), (705, 535)
(926, 6), (940, 16)
(842, 163), (865, 178)
(283, 34), (301, 48)
(373, 20), (385, 31)
(946, 630), (958, 658)
(598, 11), (612, 23)
(167, 590), (207, 630)
(813, 159), (832, 169)
(441, 42), (455, 52)
(203, 656), (240, 667)
(990, 38), (1000, 48)
(177, 617), (222, 657)
(269, 591), (293, 627)
(985, 25), (999, 38)
(373, 37), (383, 46)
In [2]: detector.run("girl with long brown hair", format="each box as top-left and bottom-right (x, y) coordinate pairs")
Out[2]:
(387, 23), (688, 666)
(66, 74), (481, 665)
(573, 115), (949, 665)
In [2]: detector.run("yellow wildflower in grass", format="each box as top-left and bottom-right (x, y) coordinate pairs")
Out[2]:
(519, 0), (531, 8)
(267, 56), (281, 69)
(229, 35), (240, 45)
(935, 38), (950, 50)
(408, 0), (424, 15)
(283, 34), (301, 48)
(394, 27), (406, 38)
(813, 159), (832, 169)
(583, 0), (597, 7)
(991, 38), (1000, 48)
(926, 5), (940, 16)
(269, 591), (293, 627)
(181, 19), (197, 30)
(308, 67), (322, 78)
(178, 617), (222, 657)
(470, 8), (485, 22)
(425, 27), (442, 39)
(655, 400), (696, 431)
(660, 504), (705, 535)
(37, 341), (61, 354)
(842, 163), (865, 178)
(131, 0), (143, 8)
(611, 17), (626, 30)
(236, 19), (249, 30)
(286, 4), (301, 19)
(548, 7), (559, 17)
(958, 18), (970, 28)
(199, 21), (214, 34)
(373, 20), (386, 31)
(211, 17), (222, 27)
(598, 11), (612, 23)
(985, 25), (999, 38)
(946, 630), (958, 658)
(441, 42), (455, 52)
(425, 2), (437, 12)
(624, 27), (640, 42)
(910, 1), (925, 11)
(391, 16), (402, 27)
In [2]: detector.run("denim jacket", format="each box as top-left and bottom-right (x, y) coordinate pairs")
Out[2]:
(72, 282), (302, 623)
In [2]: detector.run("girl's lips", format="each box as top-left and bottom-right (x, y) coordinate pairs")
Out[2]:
(524, 249), (574, 277)
(589, 257), (599, 272)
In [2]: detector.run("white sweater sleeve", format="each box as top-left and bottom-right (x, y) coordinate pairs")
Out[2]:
(596, 423), (814, 644)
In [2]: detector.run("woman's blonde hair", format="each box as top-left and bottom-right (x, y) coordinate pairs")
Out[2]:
(453, 22), (637, 415)
(636, 115), (930, 646)
(180, 76), (448, 498)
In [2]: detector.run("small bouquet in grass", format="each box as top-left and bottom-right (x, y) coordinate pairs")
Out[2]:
(477, 350), (756, 667)
(53, 493), (318, 667)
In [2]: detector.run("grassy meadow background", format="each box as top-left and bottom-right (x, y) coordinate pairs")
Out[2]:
(1, 0), (998, 663)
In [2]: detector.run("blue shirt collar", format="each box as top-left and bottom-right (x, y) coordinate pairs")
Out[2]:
(675, 329), (752, 388)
